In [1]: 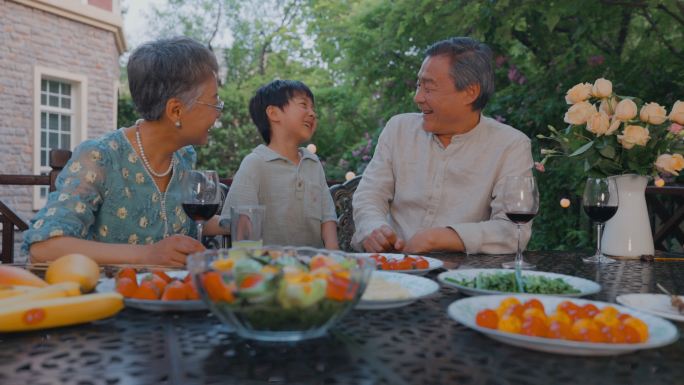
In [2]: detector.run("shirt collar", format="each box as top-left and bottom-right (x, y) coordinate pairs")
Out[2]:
(254, 144), (318, 163)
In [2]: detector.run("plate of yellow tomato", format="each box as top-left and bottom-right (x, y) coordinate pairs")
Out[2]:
(447, 294), (678, 356)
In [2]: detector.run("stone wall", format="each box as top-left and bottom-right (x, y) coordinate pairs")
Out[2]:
(0, 0), (120, 261)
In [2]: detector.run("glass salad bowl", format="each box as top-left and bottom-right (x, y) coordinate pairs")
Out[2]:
(187, 247), (374, 342)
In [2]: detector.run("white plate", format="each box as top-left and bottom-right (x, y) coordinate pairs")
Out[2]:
(616, 294), (684, 323)
(96, 271), (207, 312)
(438, 268), (600, 297)
(356, 271), (439, 310)
(349, 253), (443, 275)
(447, 294), (679, 356)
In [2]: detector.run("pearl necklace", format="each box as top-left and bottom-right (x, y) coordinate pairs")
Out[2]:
(135, 120), (175, 178)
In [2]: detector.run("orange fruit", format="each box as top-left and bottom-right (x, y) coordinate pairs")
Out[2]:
(117, 267), (137, 283)
(132, 280), (160, 300)
(475, 309), (499, 329)
(152, 270), (173, 283)
(142, 274), (168, 293)
(161, 280), (188, 301)
(185, 280), (200, 300)
(45, 254), (100, 292)
(115, 277), (138, 298)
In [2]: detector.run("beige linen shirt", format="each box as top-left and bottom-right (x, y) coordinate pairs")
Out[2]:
(351, 113), (534, 254)
(222, 145), (337, 248)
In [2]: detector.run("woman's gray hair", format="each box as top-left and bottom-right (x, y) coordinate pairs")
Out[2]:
(425, 37), (494, 111)
(127, 36), (219, 121)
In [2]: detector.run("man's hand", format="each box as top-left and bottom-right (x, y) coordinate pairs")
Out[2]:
(141, 235), (206, 266)
(362, 225), (405, 253)
(403, 227), (465, 254)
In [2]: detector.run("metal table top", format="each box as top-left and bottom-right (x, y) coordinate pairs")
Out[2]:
(2, 251), (683, 385)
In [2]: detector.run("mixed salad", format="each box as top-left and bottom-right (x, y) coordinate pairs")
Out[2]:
(198, 250), (370, 330)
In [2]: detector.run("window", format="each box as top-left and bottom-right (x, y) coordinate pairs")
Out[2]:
(33, 67), (87, 210)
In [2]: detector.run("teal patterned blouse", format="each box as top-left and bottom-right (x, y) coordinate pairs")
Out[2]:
(22, 130), (197, 254)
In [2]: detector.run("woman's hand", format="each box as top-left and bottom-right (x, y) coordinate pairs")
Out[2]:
(141, 235), (206, 266)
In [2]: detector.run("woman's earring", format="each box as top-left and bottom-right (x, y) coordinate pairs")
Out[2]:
(175, 120), (182, 129)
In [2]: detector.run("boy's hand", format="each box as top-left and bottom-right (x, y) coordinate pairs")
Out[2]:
(362, 225), (404, 253)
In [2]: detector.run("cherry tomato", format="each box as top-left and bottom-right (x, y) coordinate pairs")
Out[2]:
(570, 319), (604, 343)
(414, 257), (430, 269)
(548, 320), (572, 340)
(521, 315), (548, 337)
(622, 317), (648, 342)
(115, 277), (137, 298)
(523, 298), (545, 313)
(580, 303), (600, 319)
(497, 314), (522, 334)
(476, 309), (499, 329)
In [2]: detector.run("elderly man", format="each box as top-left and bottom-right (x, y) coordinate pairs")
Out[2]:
(351, 37), (534, 254)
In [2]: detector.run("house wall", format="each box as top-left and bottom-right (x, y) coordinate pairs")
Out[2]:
(0, 0), (121, 261)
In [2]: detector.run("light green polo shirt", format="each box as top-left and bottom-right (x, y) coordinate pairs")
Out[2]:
(222, 144), (337, 248)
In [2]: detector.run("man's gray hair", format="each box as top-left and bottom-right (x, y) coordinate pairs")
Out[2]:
(425, 37), (494, 111)
(127, 36), (219, 120)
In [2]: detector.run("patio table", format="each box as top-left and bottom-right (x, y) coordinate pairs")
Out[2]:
(1, 251), (684, 385)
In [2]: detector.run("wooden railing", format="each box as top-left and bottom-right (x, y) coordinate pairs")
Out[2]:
(0, 149), (71, 263)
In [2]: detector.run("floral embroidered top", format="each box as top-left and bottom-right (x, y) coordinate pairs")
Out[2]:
(22, 130), (197, 254)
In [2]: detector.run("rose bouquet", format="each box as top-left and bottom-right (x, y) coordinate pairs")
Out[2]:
(539, 78), (684, 185)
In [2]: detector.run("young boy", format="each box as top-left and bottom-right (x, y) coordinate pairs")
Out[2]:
(223, 80), (339, 249)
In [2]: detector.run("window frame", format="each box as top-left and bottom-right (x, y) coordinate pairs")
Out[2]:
(33, 66), (88, 210)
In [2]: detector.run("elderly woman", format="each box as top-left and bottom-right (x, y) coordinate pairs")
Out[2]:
(23, 37), (224, 266)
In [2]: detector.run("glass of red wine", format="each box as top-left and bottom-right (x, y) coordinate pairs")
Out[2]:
(502, 175), (539, 270)
(182, 170), (220, 242)
(582, 177), (618, 264)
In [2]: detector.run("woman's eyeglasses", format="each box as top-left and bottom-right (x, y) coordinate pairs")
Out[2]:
(196, 99), (225, 112)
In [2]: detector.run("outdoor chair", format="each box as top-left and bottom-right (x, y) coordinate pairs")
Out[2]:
(329, 175), (362, 252)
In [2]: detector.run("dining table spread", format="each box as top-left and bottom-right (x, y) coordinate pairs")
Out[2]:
(1, 250), (684, 385)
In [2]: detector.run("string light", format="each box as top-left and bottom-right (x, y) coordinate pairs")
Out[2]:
(345, 171), (356, 181)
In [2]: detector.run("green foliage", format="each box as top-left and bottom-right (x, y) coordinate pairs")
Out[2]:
(118, 0), (684, 250)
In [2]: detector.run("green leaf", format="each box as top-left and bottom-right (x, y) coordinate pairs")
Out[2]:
(598, 145), (616, 159)
(569, 141), (594, 157)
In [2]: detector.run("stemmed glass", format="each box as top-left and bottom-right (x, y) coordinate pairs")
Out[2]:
(582, 177), (618, 264)
(181, 170), (220, 241)
(502, 175), (539, 271)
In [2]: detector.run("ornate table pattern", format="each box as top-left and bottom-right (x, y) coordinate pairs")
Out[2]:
(1, 252), (683, 385)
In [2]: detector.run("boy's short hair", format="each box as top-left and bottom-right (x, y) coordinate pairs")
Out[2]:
(249, 80), (315, 144)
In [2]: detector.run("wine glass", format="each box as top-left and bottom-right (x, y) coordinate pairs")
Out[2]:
(582, 177), (618, 264)
(502, 175), (539, 270)
(181, 170), (220, 241)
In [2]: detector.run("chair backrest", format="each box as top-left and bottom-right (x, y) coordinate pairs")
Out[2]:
(49, 149), (72, 192)
(329, 175), (362, 252)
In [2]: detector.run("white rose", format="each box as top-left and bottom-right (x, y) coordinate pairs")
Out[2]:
(655, 153), (684, 175)
(592, 78), (612, 98)
(670, 100), (684, 125)
(565, 82), (593, 104)
(614, 99), (638, 121)
(639, 102), (668, 125)
(605, 118), (621, 135)
(599, 96), (617, 116)
(617, 125), (650, 149)
(586, 111), (610, 136)
(564, 101), (596, 125)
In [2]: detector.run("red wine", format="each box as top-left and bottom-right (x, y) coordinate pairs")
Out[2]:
(506, 212), (536, 224)
(182, 203), (219, 221)
(583, 205), (618, 223)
